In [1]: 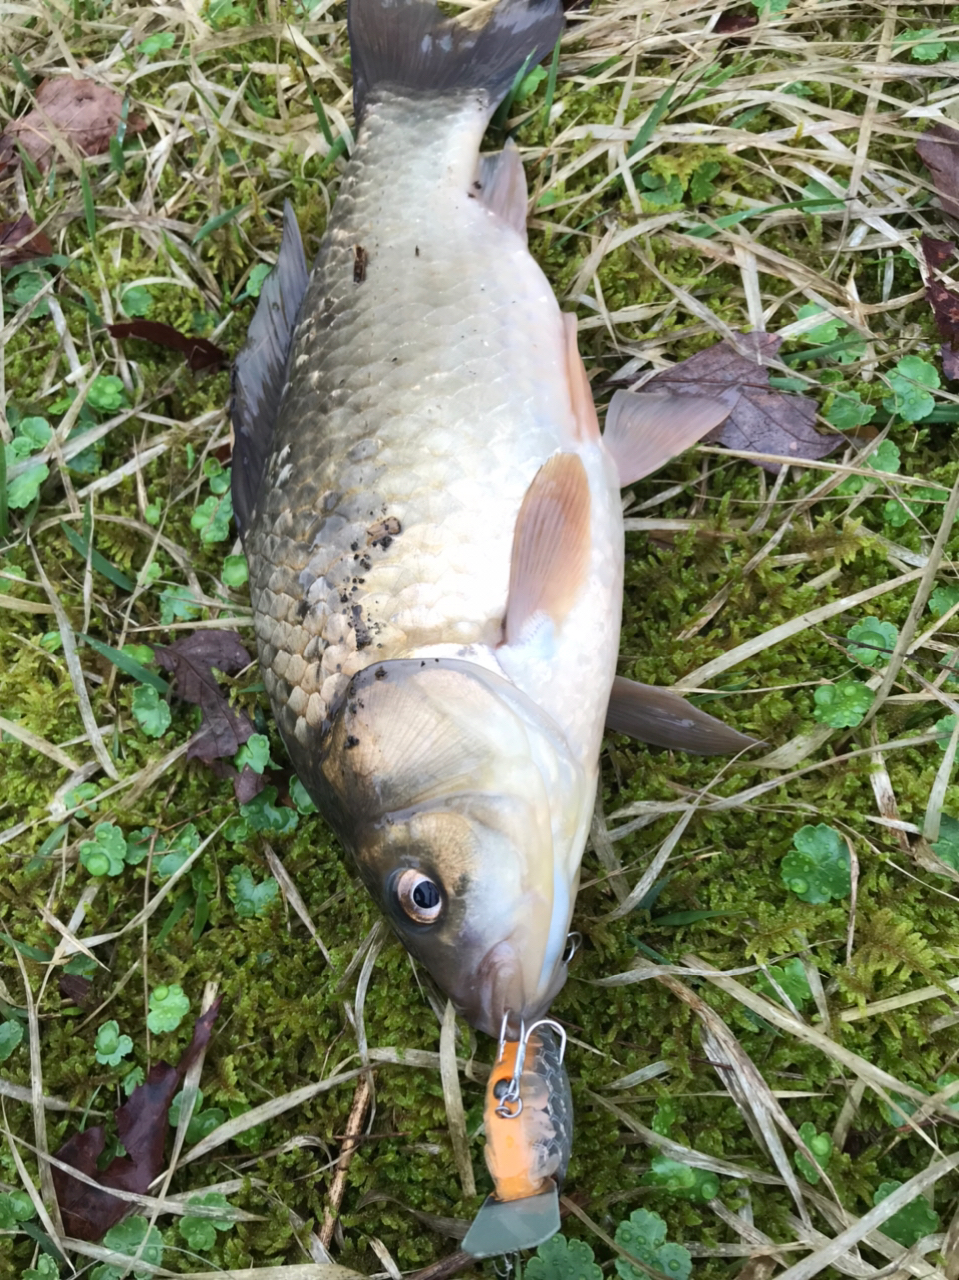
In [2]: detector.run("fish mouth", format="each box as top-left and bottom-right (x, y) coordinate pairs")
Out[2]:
(459, 937), (568, 1039)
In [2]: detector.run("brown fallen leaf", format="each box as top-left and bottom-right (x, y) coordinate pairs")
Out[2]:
(920, 235), (959, 381)
(0, 213), (53, 264)
(153, 631), (264, 801)
(52, 997), (222, 1240)
(714, 11), (757, 34)
(58, 973), (92, 1006)
(107, 320), (228, 374)
(639, 333), (842, 471)
(916, 121), (959, 219)
(0, 77), (145, 175)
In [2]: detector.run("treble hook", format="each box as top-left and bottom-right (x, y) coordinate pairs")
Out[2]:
(494, 1011), (527, 1118)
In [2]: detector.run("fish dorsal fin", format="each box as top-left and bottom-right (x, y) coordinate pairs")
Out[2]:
(462, 1186), (561, 1258)
(606, 676), (759, 755)
(563, 312), (601, 442)
(603, 390), (730, 487)
(231, 201), (308, 531)
(505, 453), (591, 646)
(477, 140), (528, 241)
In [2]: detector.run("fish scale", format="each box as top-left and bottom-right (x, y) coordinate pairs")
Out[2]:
(246, 94), (581, 756)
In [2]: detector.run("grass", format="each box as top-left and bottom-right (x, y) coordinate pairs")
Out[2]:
(3, 0), (959, 1275)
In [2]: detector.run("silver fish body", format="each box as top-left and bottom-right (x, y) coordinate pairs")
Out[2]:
(232, 0), (746, 1037)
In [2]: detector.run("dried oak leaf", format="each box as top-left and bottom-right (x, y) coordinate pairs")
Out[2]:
(920, 235), (959, 379)
(641, 333), (841, 471)
(52, 997), (222, 1240)
(0, 77), (145, 175)
(714, 11), (758, 34)
(153, 630), (256, 764)
(107, 320), (228, 374)
(916, 122), (959, 219)
(0, 213), (53, 265)
(58, 973), (92, 1006)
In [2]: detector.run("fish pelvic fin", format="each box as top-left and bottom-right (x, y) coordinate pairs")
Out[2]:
(505, 453), (591, 647)
(231, 200), (308, 532)
(348, 0), (564, 123)
(477, 139), (529, 242)
(603, 390), (731, 487)
(606, 676), (760, 756)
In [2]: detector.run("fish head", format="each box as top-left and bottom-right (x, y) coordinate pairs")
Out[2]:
(316, 658), (591, 1036)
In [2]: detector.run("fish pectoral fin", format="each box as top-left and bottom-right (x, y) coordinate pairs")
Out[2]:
(231, 200), (309, 531)
(477, 139), (528, 241)
(606, 676), (760, 755)
(603, 390), (731, 487)
(563, 312), (601, 441)
(505, 453), (591, 646)
(462, 1186), (561, 1258)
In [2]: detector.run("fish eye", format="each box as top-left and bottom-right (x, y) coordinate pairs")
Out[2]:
(395, 868), (443, 924)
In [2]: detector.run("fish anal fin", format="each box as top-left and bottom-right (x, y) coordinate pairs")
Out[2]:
(563, 312), (600, 442)
(505, 453), (591, 646)
(231, 200), (308, 531)
(606, 676), (759, 755)
(603, 390), (731, 487)
(477, 139), (528, 242)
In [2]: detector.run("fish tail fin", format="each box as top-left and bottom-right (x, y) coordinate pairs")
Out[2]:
(348, 0), (564, 122)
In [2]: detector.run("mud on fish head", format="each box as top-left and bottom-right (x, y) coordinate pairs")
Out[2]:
(315, 658), (589, 1037)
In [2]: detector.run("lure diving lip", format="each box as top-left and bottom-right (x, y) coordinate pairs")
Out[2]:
(462, 1018), (572, 1258)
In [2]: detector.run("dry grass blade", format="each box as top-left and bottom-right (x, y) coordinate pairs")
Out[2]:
(654, 971), (814, 1225)
(0, 713), (80, 770)
(320, 1074), (374, 1249)
(774, 1157), (959, 1280)
(438, 1001), (476, 1200)
(264, 842), (334, 966)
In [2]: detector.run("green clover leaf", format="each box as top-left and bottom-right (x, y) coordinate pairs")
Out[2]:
(169, 1088), (226, 1143)
(781, 824), (851, 903)
(812, 679), (872, 728)
(883, 356), (939, 423)
(755, 957), (812, 1008)
(894, 27), (947, 61)
(615, 1209), (691, 1280)
(79, 822), (129, 877)
(138, 31), (175, 55)
(100, 1216), (164, 1279)
(873, 1181), (940, 1247)
(846, 617), (897, 665)
(526, 1234), (603, 1280)
(132, 684), (171, 738)
(121, 285), (153, 317)
(688, 160), (721, 203)
(866, 439), (901, 474)
(290, 776), (317, 815)
(234, 732), (271, 774)
(825, 390), (876, 432)
(797, 303), (843, 344)
(123, 1065), (145, 1095)
(934, 716), (959, 753)
(239, 784), (299, 834)
(159, 586), (202, 623)
(94, 1020), (134, 1066)
(0, 1019), (24, 1061)
(179, 1192), (235, 1251)
(88, 375), (127, 413)
(23, 1255), (58, 1280)
(147, 983), (190, 1033)
(651, 1099), (678, 1136)
(883, 496), (925, 528)
(929, 584), (959, 618)
(794, 1121), (832, 1183)
(641, 1154), (719, 1201)
(222, 553), (249, 587)
(7, 462), (49, 510)
(227, 865), (279, 918)
(244, 263), (272, 299)
(0, 1189), (34, 1228)
(191, 490), (234, 543)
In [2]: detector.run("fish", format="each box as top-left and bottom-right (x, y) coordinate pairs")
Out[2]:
(462, 1019), (572, 1257)
(231, 0), (756, 1039)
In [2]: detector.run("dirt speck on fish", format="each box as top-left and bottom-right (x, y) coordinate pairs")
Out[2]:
(232, 0), (753, 1038)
